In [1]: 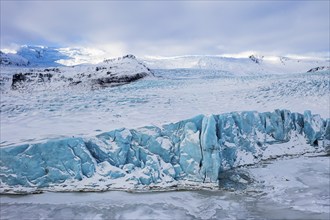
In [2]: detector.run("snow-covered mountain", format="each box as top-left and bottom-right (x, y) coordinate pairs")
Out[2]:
(0, 51), (29, 66)
(0, 45), (104, 67)
(15, 45), (70, 67)
(1, 45), (329, 75)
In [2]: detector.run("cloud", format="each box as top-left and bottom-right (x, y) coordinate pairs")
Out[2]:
(1, 1), (329, 57)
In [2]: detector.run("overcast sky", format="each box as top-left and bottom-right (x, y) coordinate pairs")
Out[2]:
(1, 1), (329, 57)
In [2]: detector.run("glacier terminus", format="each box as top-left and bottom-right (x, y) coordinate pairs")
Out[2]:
(1, 109), (328, 193)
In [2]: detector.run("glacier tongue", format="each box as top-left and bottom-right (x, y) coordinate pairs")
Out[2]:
(0, 110), (329, 193)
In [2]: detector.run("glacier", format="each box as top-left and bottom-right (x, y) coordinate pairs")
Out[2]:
(0, 109), (329, 193)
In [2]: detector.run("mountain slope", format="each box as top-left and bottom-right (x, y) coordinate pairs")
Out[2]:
(0, 51), (29, 66)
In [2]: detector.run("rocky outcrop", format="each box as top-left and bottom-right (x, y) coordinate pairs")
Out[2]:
(307, 66), (330, 73)
(249, 55), (264, 64)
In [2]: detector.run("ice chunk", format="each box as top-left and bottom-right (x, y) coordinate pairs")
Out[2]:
(303, 110), (324, 145)
(200, 115), (221, 182)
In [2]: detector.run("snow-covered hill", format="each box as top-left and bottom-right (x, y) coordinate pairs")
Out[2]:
(9, 54), (152, 91)
(143, 55), (329, 75)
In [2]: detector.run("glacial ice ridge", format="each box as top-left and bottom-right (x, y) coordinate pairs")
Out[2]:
(0, 109), (329, 193)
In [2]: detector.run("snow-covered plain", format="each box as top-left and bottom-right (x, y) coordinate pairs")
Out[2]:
(0, 51), (329, 219)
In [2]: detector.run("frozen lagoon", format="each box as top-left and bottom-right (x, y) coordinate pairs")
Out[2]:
(1, 154), (329, 220)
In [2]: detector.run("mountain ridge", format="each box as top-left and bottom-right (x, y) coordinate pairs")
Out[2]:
(1, 45), (329, 75)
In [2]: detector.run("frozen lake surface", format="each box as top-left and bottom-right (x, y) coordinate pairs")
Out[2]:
(1, 154), (329, 220)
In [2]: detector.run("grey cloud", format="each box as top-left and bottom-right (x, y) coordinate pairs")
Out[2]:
(1, 1), (329, 57)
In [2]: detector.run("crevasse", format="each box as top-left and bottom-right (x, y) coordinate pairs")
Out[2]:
(1, 109), (329, 190)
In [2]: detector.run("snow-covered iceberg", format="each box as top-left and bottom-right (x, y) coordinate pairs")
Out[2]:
(1, 110), (328, 193)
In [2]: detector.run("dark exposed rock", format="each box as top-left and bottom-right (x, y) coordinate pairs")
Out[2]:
(44, 68), (60, 72)
(249, 55), (264, 64)
(307, 66), (330, 73)
(123, 54), (136, 59)
(92, 72), (148, 88)
(12, 72), (54, 89)
(70, 81), (82, 86)
(95, 66), (106, 71)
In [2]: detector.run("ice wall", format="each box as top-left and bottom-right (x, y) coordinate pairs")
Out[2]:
(1, 110), (328, 190)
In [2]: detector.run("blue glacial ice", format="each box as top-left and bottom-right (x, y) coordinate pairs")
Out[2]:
(0, 109), (329, 192)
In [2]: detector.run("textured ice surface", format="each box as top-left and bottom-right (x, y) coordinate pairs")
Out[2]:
(0, 109), (328, 193)
(1, 70), (329, 147)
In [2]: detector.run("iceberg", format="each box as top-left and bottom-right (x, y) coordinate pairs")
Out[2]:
(0, 109), (328, 193)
